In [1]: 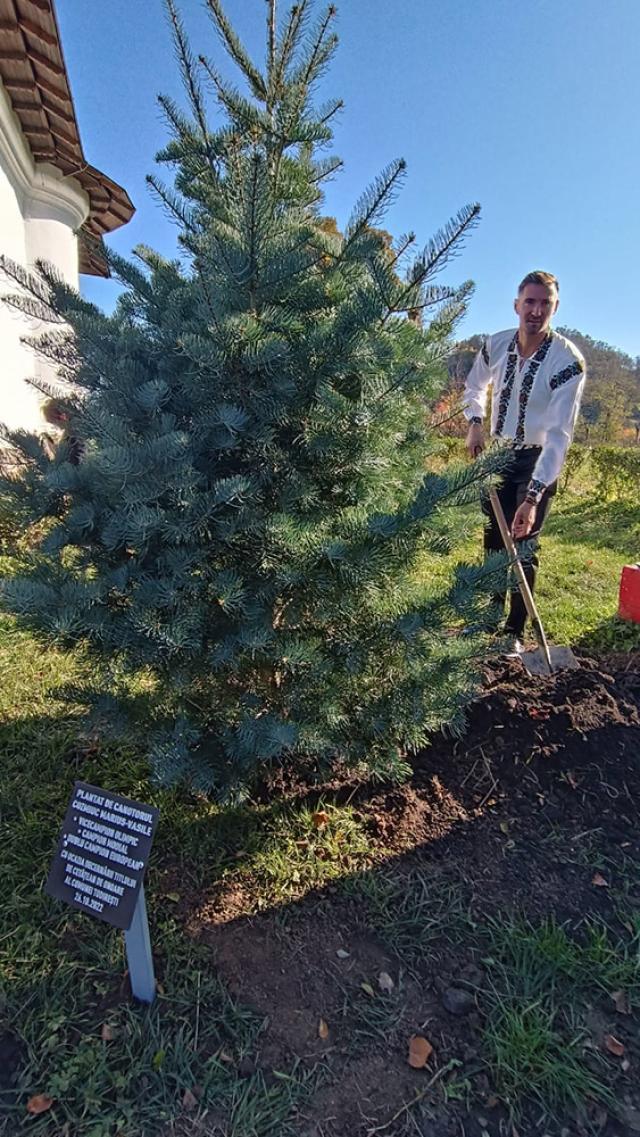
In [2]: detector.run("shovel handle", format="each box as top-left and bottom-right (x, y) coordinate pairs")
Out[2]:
(488, 488), (553, 673)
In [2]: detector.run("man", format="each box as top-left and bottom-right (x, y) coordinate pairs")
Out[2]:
(463, 270), (586, 649)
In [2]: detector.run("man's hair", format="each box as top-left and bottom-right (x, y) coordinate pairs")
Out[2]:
(518, 270), (559, 295)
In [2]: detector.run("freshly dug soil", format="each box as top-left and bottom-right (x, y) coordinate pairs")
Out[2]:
(191, 652), (640, 1136)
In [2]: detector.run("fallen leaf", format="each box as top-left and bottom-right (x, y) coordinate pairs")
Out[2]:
(604, 1034), (625, 1057)
(622, 1058), (631, 1073)
(499, 821), (510, 835)
(101, 1023), (115, 1041)
(152, 1049), (166, 1070)
(565, 771), (578, 790)
(312, 810), (330, 829)
(378, 971), (394, 993)
(318, 1018), (329, 1040)
(182, 1088), (198, 1111)
(408, 1035), (433, 1069)
(166, 892), (180, 903)
(336, 948), (350, 960)
(218, 1050), (234, 1064)
(26, 1095), (54, 1116)
(612, 990), (631, 1015)
(592, 872), (609, 887)
(360, 982), (375, 998)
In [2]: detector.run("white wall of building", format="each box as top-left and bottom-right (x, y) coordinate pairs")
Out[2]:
(0, 82), (89, 437)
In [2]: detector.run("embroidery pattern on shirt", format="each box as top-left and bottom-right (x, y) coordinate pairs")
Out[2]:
(549, 359), (584, 390)
(495, 334), (519, 436)
(515, 333), (554, 443)
(481, 339), (490, 366)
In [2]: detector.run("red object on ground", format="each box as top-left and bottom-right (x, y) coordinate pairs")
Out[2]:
(618, 564), (640, 622)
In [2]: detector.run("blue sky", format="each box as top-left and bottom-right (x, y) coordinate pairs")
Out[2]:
(57, 0), (640, 358)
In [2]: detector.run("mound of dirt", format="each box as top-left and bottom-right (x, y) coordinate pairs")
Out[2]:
(346, 653), (638, 867)
(471, 652), (639, 752)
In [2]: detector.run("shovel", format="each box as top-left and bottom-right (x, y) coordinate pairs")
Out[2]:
(488, 487), (579, 676)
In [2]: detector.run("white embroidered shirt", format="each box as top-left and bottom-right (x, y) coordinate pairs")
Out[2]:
(463, 328), (586, 500)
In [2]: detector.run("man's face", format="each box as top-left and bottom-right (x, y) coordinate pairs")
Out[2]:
(514, 283), (559, 336)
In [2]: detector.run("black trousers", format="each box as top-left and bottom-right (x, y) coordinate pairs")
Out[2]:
(482, 446), (557, 638)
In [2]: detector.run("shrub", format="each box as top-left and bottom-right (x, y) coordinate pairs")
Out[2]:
(590, 446), (640, 501)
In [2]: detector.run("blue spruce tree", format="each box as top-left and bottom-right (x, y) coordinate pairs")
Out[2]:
(1, 0), (503, 800)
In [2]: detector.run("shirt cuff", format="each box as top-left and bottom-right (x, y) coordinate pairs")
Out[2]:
(525, 477), (546, 505)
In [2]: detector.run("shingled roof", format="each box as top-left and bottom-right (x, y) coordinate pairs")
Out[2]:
(0, 0), (134, 275)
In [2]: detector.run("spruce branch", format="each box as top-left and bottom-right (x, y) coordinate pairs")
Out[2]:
(102, 247), (156, 304)
(389, 231), (416, 269)
(272, 0), (311, 92)
(316, 96), (343, 126)
(293, 4), (338, 88)
(309, 155), (343, 184)
(0, 254), (57, 309)
(409, 203), (481, 287)
(429, 400), (465, 431)
(145, 175), (197, 231)
(205, 0), (268, 100)
(2, 293), (65, 325)
(156, 92), (197, 141)
(165, 0), (210, 143)
(198, 55), (271, 135)
(343, 158), (407, 252)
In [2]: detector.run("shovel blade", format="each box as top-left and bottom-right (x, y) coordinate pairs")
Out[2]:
(519, 645), (580, 676)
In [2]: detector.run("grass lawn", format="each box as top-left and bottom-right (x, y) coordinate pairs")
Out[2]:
(541, 491), (640, 652)
(1, 472), (639, 1136)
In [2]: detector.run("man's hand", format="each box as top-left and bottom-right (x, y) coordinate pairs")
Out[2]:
(466, 422), (485, 459)
(511, 501), (536, 540)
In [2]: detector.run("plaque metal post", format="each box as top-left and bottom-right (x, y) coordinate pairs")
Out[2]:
(124, 886), (156, 1003)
